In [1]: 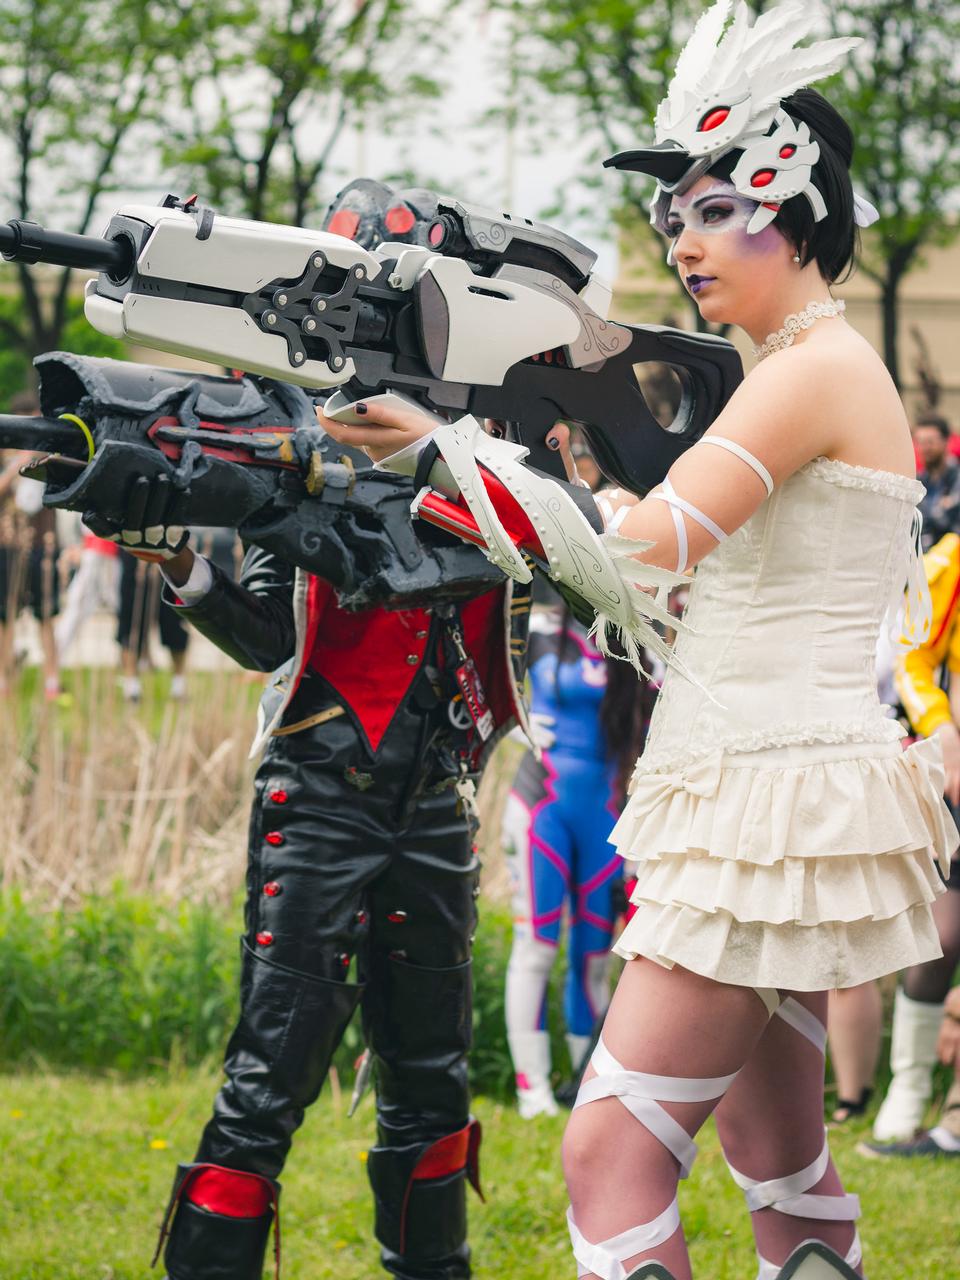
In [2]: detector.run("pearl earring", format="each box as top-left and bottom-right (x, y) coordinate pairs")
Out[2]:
(792, 254), (801, 263)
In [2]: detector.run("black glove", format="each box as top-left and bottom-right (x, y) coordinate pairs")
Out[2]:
(84, 474), (190, 563)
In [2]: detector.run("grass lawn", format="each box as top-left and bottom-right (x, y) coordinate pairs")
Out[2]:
(2, 1069), (957, 1278)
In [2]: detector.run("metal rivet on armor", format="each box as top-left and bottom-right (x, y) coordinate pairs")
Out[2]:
(256, 931), (274, 946)
(263, 882), (282, 897)
(270, 789), (288, 805)
(265, 831), (284, 846)
(387, 910), (408, 924)
(406, 654), (418, 665)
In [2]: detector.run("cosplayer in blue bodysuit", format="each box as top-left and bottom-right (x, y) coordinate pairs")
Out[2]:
(503, 602), (655, 1117)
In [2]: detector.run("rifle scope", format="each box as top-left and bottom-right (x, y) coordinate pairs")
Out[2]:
(0, 218), (134, 277)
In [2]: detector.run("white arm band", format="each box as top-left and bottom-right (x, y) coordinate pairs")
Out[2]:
(649, 436), (774, 572)
(701, 436), (775, 495)
(651, 477), (728, 573)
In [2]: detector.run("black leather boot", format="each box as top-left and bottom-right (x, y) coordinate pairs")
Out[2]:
(364, 954), (478, 1279)
(368, 1119), (482, 1280)
(154, 1163), (280, 1280)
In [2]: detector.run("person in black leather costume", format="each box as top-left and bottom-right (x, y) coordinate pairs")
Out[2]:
(115, 490), (532, 1280)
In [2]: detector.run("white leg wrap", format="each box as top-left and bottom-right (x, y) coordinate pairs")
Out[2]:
(776, 997), (828, 1054)
(575, 1036), (738, 1178)
(733, 1001), (860, 1280)
(566, 1036), (738, 1277)
(567, 1202), (681, 1280)
(730, 1138), (862, 1280)
(728, 1137), (860, 1222)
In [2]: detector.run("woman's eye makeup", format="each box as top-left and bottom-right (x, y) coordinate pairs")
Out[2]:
(662, 195), (756, 239)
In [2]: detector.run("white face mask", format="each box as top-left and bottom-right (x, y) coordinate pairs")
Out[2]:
(659, 183), (761, 264)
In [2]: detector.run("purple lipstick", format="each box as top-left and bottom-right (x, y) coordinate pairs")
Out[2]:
(687, 274), (716, 296)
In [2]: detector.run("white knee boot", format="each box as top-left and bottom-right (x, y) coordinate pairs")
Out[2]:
(508, 1029), (558, 1118)
(872, 989), (944, 1141)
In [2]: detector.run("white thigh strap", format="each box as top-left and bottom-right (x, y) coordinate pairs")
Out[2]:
(575, 1036), (738, 1179)
(728, 1136), (861, 1221)
(701, 437), (775, 495)
(567, 1202), (680, 1280)
(776, 997), (828, 1054)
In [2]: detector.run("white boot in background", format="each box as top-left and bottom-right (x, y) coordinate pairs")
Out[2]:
(566, 1032), (593, 1077)
(508, 1029), (558, 1119)
(872, 989), (944, 1141)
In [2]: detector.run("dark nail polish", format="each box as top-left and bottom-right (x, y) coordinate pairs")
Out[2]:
(355, 403), (368, 416)
(546, 436), (560, 450)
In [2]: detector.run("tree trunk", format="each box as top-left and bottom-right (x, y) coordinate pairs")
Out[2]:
(881, 276), (900, 391)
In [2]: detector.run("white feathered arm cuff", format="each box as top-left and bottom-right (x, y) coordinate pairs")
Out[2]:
(380, 414), (690, 674)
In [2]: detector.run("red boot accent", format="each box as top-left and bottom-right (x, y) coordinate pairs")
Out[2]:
(151, 1163), (282, 1278)
(185, 1167), (273, 1217)
(398, 1118), (484, 1254)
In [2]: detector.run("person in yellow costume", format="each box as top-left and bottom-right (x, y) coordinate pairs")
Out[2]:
(864, 532), (960, 1155)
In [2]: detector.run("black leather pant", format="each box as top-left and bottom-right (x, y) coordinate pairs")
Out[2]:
(175, 682), (481, 1280)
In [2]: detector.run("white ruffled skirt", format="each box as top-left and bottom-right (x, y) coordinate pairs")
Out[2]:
(612, 737), (958, 990)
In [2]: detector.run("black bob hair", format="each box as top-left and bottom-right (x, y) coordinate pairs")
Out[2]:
(709, 88), (859, 283)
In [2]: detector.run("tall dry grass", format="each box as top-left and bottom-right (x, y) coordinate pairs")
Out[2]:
(0, 667), (261, 906)
(0, 665), (521, 908)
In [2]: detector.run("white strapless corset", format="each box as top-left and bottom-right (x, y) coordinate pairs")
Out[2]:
(641, 457), (925, 771)
(612, 458), (958, 990)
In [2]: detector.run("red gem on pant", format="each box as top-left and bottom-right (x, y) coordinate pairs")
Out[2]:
(354, 910), (368, 925)
(269, 789), (288, 805)
(265, 831), (284, 846)
(263, 881), (282, 897)
(387, 910), (408, 924)
(256, 931), (274, 946)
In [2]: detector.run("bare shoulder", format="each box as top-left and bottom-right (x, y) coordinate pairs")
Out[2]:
(720, 324), (913, 478)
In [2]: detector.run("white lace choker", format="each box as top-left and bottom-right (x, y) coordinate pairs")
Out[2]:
(753, 299), (846, 361)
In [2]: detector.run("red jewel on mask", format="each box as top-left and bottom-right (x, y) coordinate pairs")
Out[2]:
(265, 831), (284, 846)
(270, 789), (288, 805)
(698, 106), (730, 132)
(263, 882), (282, 897)
(751, 169), (776, 188)
(779, 145), (797, 159)
(256, 931), (274, 947)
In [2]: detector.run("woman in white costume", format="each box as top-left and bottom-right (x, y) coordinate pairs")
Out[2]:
(319, 4), (957, 1276)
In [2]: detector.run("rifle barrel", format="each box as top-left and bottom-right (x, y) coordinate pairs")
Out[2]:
(0, 219), (133, 276)
(0, 415), (91, 459)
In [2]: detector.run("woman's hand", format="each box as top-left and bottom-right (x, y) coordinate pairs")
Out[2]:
(316, 399), (438, 463)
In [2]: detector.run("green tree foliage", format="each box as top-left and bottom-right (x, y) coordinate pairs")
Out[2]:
(163, 0), (446, 226)
(501, 0), (709, 324)
(827, 1), (960, 388)
(0, 0), (236, 360)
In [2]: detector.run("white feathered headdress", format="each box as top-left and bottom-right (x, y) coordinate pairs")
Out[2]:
(604, 0), (877, 233)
